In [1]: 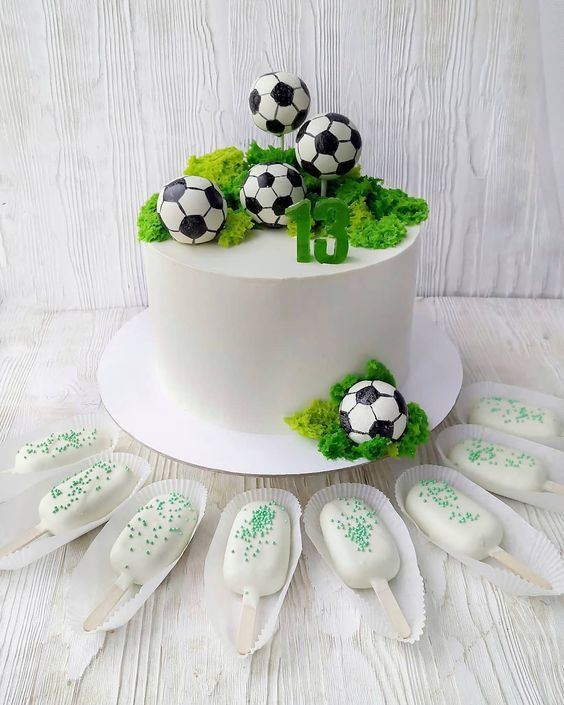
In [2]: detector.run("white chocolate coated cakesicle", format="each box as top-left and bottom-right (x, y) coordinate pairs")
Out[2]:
(405, 479), (551, 589)
(11, 427), (112, 474)
(0, 460), (135, 558)
(448, 439), (564, 496)
(469, 396), (562, 439)
(84, 492), (199, 631)
(320, 497), (410, 638)
(223, 500), (291, 654)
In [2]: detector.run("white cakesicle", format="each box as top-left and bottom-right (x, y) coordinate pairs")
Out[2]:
(12, 427), (113, 474)
(448, 438), (564, 496)
(223, 500), (291, 654)
(0, 460), (136, 557)
(84, 492), (199, 630)
(320, 497), (410, 638)
(469, 396), (562, 439)
(405, 479), (551, 588)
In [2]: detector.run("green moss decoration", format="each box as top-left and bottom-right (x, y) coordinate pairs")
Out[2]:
(185, 146), (245, 190)
(394, 403), (429, 457)
(318, 425), (393, 462)
(393, 196), (429, 225)
(245, 141), (298, 168)
(286, 358), (429, 462)
(367, 185), (428, 225)
(349, 214), (407, 249)
(220, 170), (248, 211)
(137, 193), (171, 243)
(217, 209), (254, 248)
(330, 373), (363, 404)
(365, 359), (396, 386)
(284, 399), (339, 440)
(138, 142), (428, 251)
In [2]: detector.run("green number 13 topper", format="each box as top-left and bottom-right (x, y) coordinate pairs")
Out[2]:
(286, 198), (350, 265)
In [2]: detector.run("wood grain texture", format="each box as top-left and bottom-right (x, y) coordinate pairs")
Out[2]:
(1, 0), (563, 310)
(0, 298), (563, 705)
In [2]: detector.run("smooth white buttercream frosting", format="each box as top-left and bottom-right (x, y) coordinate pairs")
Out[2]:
(144, 226), (420, 433)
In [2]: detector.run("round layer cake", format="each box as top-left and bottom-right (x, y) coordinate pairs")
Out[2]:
(144, 226), (420, 434)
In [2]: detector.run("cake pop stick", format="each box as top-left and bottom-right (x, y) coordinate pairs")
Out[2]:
(4, 426), (112, 475)
(448, 438), (564, 496)
(223, 500), (291, 654)
(405, 479), (551, 589)
(84, 492), (198, 631)
(0, 460), (134, 558)
(320, 497), (410, 638)
(469, 396), (562, 439)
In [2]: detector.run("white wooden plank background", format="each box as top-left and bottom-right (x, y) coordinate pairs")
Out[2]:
(1, 0), (563, 310)
(0, 297), (563, 705)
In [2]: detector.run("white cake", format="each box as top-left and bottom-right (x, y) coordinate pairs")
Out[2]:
(144, 225), (420, 434)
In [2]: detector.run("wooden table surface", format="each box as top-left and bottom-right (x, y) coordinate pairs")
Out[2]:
(1, 298), (563, 705)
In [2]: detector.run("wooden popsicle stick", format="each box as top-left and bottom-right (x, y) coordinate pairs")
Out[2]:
(83, 582), (128, 632)
(489, 547), (552, 589)
(0, 524), (50, 558)
(543, 480), (564, 496)
(371, 579), (411, 639)
(236, 599), (258, 655)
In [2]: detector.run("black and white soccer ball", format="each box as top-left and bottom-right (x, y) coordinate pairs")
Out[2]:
(339, 380), (408, 444)
(295, 113), (362, 180)
(157, 176), (227, 245)
(239, 162), (305, 227)
(248, 72), (311, 135)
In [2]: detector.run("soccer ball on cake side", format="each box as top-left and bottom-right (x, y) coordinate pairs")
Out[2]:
(249, 72), (311, 135)
(295, 113), (362, 180)
(239, 162), (305, 227)
(157, 176), (227, 245)
(339, 380), (408, 445)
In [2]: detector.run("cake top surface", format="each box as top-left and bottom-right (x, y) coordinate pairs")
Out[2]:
(148, 224), (419, 280)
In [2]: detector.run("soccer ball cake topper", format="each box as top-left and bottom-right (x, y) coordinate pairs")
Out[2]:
(249, 71), (311, 137)
(157, 176), (227, 245)
(239, 162), (305, 227)
(339, 380), (408, 445)
(295, 112), (362, 181)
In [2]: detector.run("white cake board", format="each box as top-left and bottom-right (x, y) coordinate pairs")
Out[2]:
(98, 308), (462, 476)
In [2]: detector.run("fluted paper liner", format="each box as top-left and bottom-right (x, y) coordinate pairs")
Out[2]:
(66, 478), (207, 632)
(436, 424), (564, 513)
(204, 487), (302, 656)
(0, 412), (121, 502)
(455, 381), (564, 449)
(0, 451), (150, 570)
(303, 483), (425, 643)
(395, 465), (564, 596)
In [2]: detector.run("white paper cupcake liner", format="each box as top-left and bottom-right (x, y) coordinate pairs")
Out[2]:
(303, 483), (425, 643)
(395, 465), (564, 596)
(455, 381), (564, 449)
(65, 478), (207, 633)
(435, 424), (564, 512)
(0, 411), (121, 502)
(0, 451), (150, 570)
(204, 487), (302, 656)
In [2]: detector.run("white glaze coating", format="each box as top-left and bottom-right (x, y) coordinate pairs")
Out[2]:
(110, 492), (198, 587)
(448, 438), (547, 494)
(12, 427), (112, 474)
(320, 497), (400, 589)
(405, 479), (503, 560)
(223, 500), (291, 601)
(469, 396), (562, 438)
(144, 226), (419, 433)
(38, 460), (135, 534)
